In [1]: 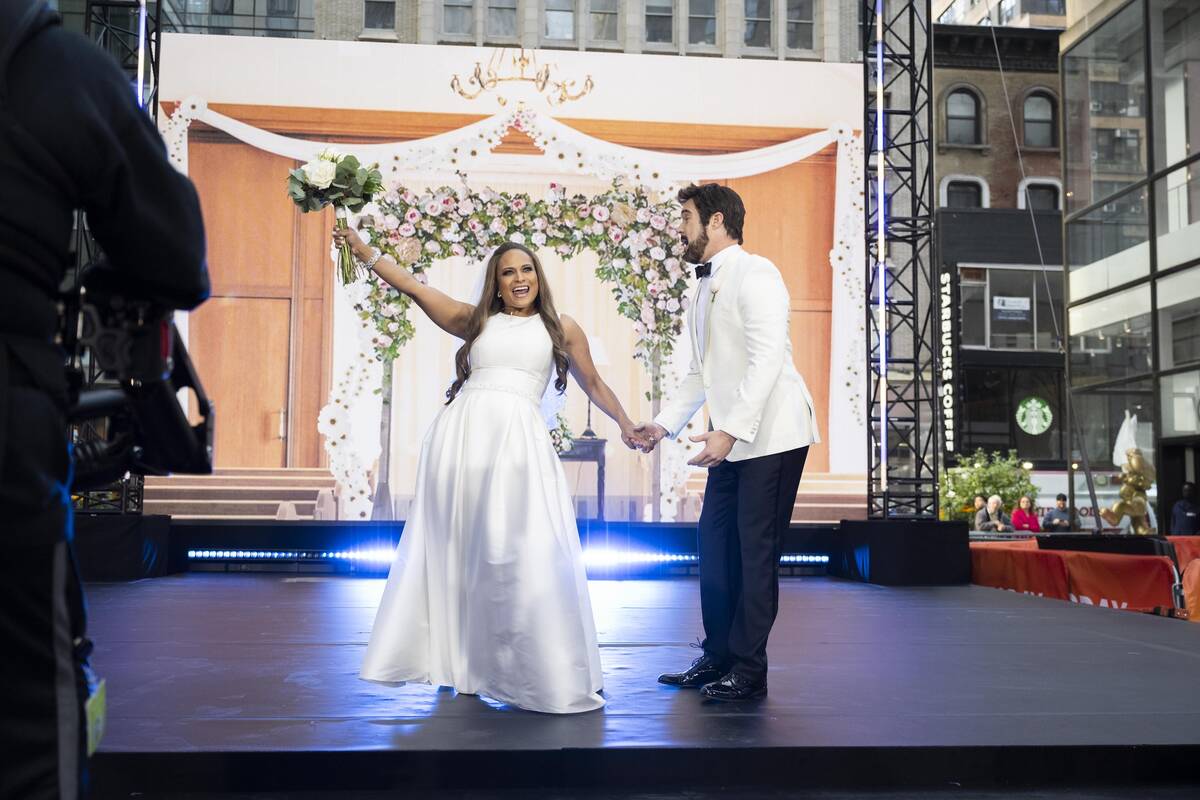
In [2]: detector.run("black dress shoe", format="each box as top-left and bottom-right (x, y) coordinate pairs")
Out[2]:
(699, 671), (767, 702)
(658, 654), (726, 688)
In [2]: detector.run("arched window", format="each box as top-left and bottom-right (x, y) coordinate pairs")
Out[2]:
(946, 180), (984, 208)
(946, 89), (981, 145)
(1024, 92), (1056, 148)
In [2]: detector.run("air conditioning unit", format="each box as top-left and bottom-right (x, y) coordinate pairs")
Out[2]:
(1114, 129), (1127, 138)
(1091, 150), (1100, 161)
(1090, 100), (1103, 113)
(1103, 203), (1117, 213)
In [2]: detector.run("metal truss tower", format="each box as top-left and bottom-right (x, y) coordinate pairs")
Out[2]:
(863, 0), (939, 519)
(70, 2), (165, 513)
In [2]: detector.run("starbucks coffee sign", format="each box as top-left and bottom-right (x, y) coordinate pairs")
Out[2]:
(1016, 396), (1053, 436)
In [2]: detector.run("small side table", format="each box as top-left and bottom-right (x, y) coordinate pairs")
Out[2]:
(559, 436), (606, 521)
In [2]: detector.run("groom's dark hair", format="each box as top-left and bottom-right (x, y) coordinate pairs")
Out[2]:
(678, 183), (745, 244)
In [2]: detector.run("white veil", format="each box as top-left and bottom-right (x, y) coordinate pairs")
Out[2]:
(464, 247), (567, 429)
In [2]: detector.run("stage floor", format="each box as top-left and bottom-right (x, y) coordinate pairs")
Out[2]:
(85, 575), (1200, 794)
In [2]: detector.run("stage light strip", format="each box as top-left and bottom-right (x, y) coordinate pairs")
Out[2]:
(874, 0), (888, 496)
(185, 549), (830, 567)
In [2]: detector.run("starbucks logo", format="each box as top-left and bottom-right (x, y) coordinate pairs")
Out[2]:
(1016, 396), (1053, 436)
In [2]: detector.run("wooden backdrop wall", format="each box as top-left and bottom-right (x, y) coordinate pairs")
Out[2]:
(180, 106), (836, 476)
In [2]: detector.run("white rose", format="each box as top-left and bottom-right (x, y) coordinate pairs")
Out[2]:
(301, 159), (336, 189)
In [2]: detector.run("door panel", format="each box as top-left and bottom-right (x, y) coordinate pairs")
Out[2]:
(188, 297), (291, 467)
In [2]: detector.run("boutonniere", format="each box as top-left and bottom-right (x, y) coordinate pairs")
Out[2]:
(709, 270), (725, 300)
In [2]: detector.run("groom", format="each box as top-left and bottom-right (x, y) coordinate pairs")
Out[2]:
(638, 183), (819, 702)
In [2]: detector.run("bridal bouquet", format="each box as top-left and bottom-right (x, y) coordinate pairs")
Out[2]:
(287, 148), (385, 284)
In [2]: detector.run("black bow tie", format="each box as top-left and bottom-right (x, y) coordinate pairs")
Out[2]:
(694, 262), (712, 279)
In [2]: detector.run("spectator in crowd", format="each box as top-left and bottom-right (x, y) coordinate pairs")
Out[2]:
(975, 495), (1012, 533)
(1170, 482), (1200, 535)
(1041, 493), (1072, 532)
(971, 495), (986, 530)
(1011, 495), (1041, 532)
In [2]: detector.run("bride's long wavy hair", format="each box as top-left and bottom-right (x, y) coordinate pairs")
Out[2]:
(445, 242), (570, 405)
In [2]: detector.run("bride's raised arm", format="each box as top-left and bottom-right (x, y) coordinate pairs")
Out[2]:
(333, 227), (473, 339)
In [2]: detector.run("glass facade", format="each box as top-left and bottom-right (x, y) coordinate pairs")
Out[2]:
(1063, 0), (1200, 525)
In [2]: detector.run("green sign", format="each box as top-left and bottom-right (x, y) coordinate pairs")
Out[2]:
(1016, 396), (1053, 436)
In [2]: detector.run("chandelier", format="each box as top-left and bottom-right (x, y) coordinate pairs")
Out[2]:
(450, 47), (594, 107)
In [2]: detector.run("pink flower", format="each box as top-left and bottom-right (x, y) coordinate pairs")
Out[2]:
(576, 204), (591, 218)
(640, 305), (655, 326)
(468, 219), (483, 233)
(451, 243), (466, 257)
(681, 296), (690, 311)
(442, 196), (455, 208)
(425, 201), (442, 217)
(398, 222), (416, 237)
(608, 227), (625, 243)
(591, 206), (610, 222)
(405, 208), (421, 223)
(512, 197), (527, 211)
(650, 214), (667, 231)
(402, 191), (417, 204)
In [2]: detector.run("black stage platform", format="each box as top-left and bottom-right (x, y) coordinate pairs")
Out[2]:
(86, 575), (1200, 796)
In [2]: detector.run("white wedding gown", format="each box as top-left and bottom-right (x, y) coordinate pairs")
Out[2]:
(360, 312), (605, 714)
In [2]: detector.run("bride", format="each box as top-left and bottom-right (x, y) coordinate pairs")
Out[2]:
(334, 229), (646, 714)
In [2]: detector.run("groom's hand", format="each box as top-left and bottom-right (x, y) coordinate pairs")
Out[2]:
(687, 431), (736, 467)
(633, 422), (669, 453)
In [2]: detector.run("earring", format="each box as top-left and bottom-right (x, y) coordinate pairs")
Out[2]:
(497, 291), (501, 298)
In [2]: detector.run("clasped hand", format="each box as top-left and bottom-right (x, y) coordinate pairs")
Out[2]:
(621, 423), (734, 467)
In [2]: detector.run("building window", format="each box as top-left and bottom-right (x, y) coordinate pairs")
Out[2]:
(1151, 0), (1200, 172)
(590, 0), (619, 41)
(958, 265), (1065, 353)
(947, 180), (984, 208)
(946, 88), (981, 145)
(646, 0), (674, 44)
(997, 0), (1016, 24)
(1158, 266), (1200, 371)
(365, 0), (395, 30)
(1019, 180), (1061, 211)
(1023, 92), (1056, 148)
(212, 0), (234, 13)
(744, 0), (771, 48)
(444, 0), (473, 35)
(488, 0), (519, 38)
(266, 0), (297, 16)
(546, 0), (575, 39)
(689, 0), (717, 45)
(1068, 284), (1153, 387)
(787, 0), (813, 50)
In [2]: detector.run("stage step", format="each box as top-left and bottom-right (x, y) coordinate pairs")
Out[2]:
(144, 499), (318, 517)
(142, 468), (335, 520)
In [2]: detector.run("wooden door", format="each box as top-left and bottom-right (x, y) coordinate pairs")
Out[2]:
(186, 138), (333, 468)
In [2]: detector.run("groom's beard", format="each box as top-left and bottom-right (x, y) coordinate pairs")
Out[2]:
(683, 230), (709, 264)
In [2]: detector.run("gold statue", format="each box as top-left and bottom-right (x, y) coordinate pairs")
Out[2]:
(1099, 447), (1157, 535)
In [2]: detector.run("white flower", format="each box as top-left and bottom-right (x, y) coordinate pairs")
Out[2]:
(457, 199), (476, 216)
(374, 333), (394, 348)
(509, 231), (526, 244)
(645, 269), (659, 282)
(424, 240), (441, 254)
(640, 305), (656, 326)
(300, 159), (336, 189)
(650, 214), (667, 231)
(636, 208), (651, 224)
(379, 303), (399, 319)
(383, 214), (401, 230)
(451, 243), (467, 257)
(490, 217), (508, 235)
(650, 246), (667, 262)
(666, 297), (681, 313)
(387, 321), (400, 333)
(532, 231), (547, 246)
(425, 201), (442, 217)
(317, 404), (349, 436)
(592, 206), (610, 222)
(420, 219), (436, 234)
(590, 222), (604, 236)
(405, 208), (421, 223)
(532, 217), (547, 231)
(398, 222), (416, 237)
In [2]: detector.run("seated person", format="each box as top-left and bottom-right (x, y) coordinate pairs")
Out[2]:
(975, 495), (1012, 533)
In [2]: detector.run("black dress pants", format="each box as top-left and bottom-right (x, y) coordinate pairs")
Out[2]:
(0, 364), (87, 799)
(697, 446), (808, 682)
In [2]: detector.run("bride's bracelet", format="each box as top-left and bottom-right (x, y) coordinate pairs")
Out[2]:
(355, 247), (384, 271)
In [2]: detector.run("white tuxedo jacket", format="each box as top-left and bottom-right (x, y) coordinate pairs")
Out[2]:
(654, 246), (820, 462)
